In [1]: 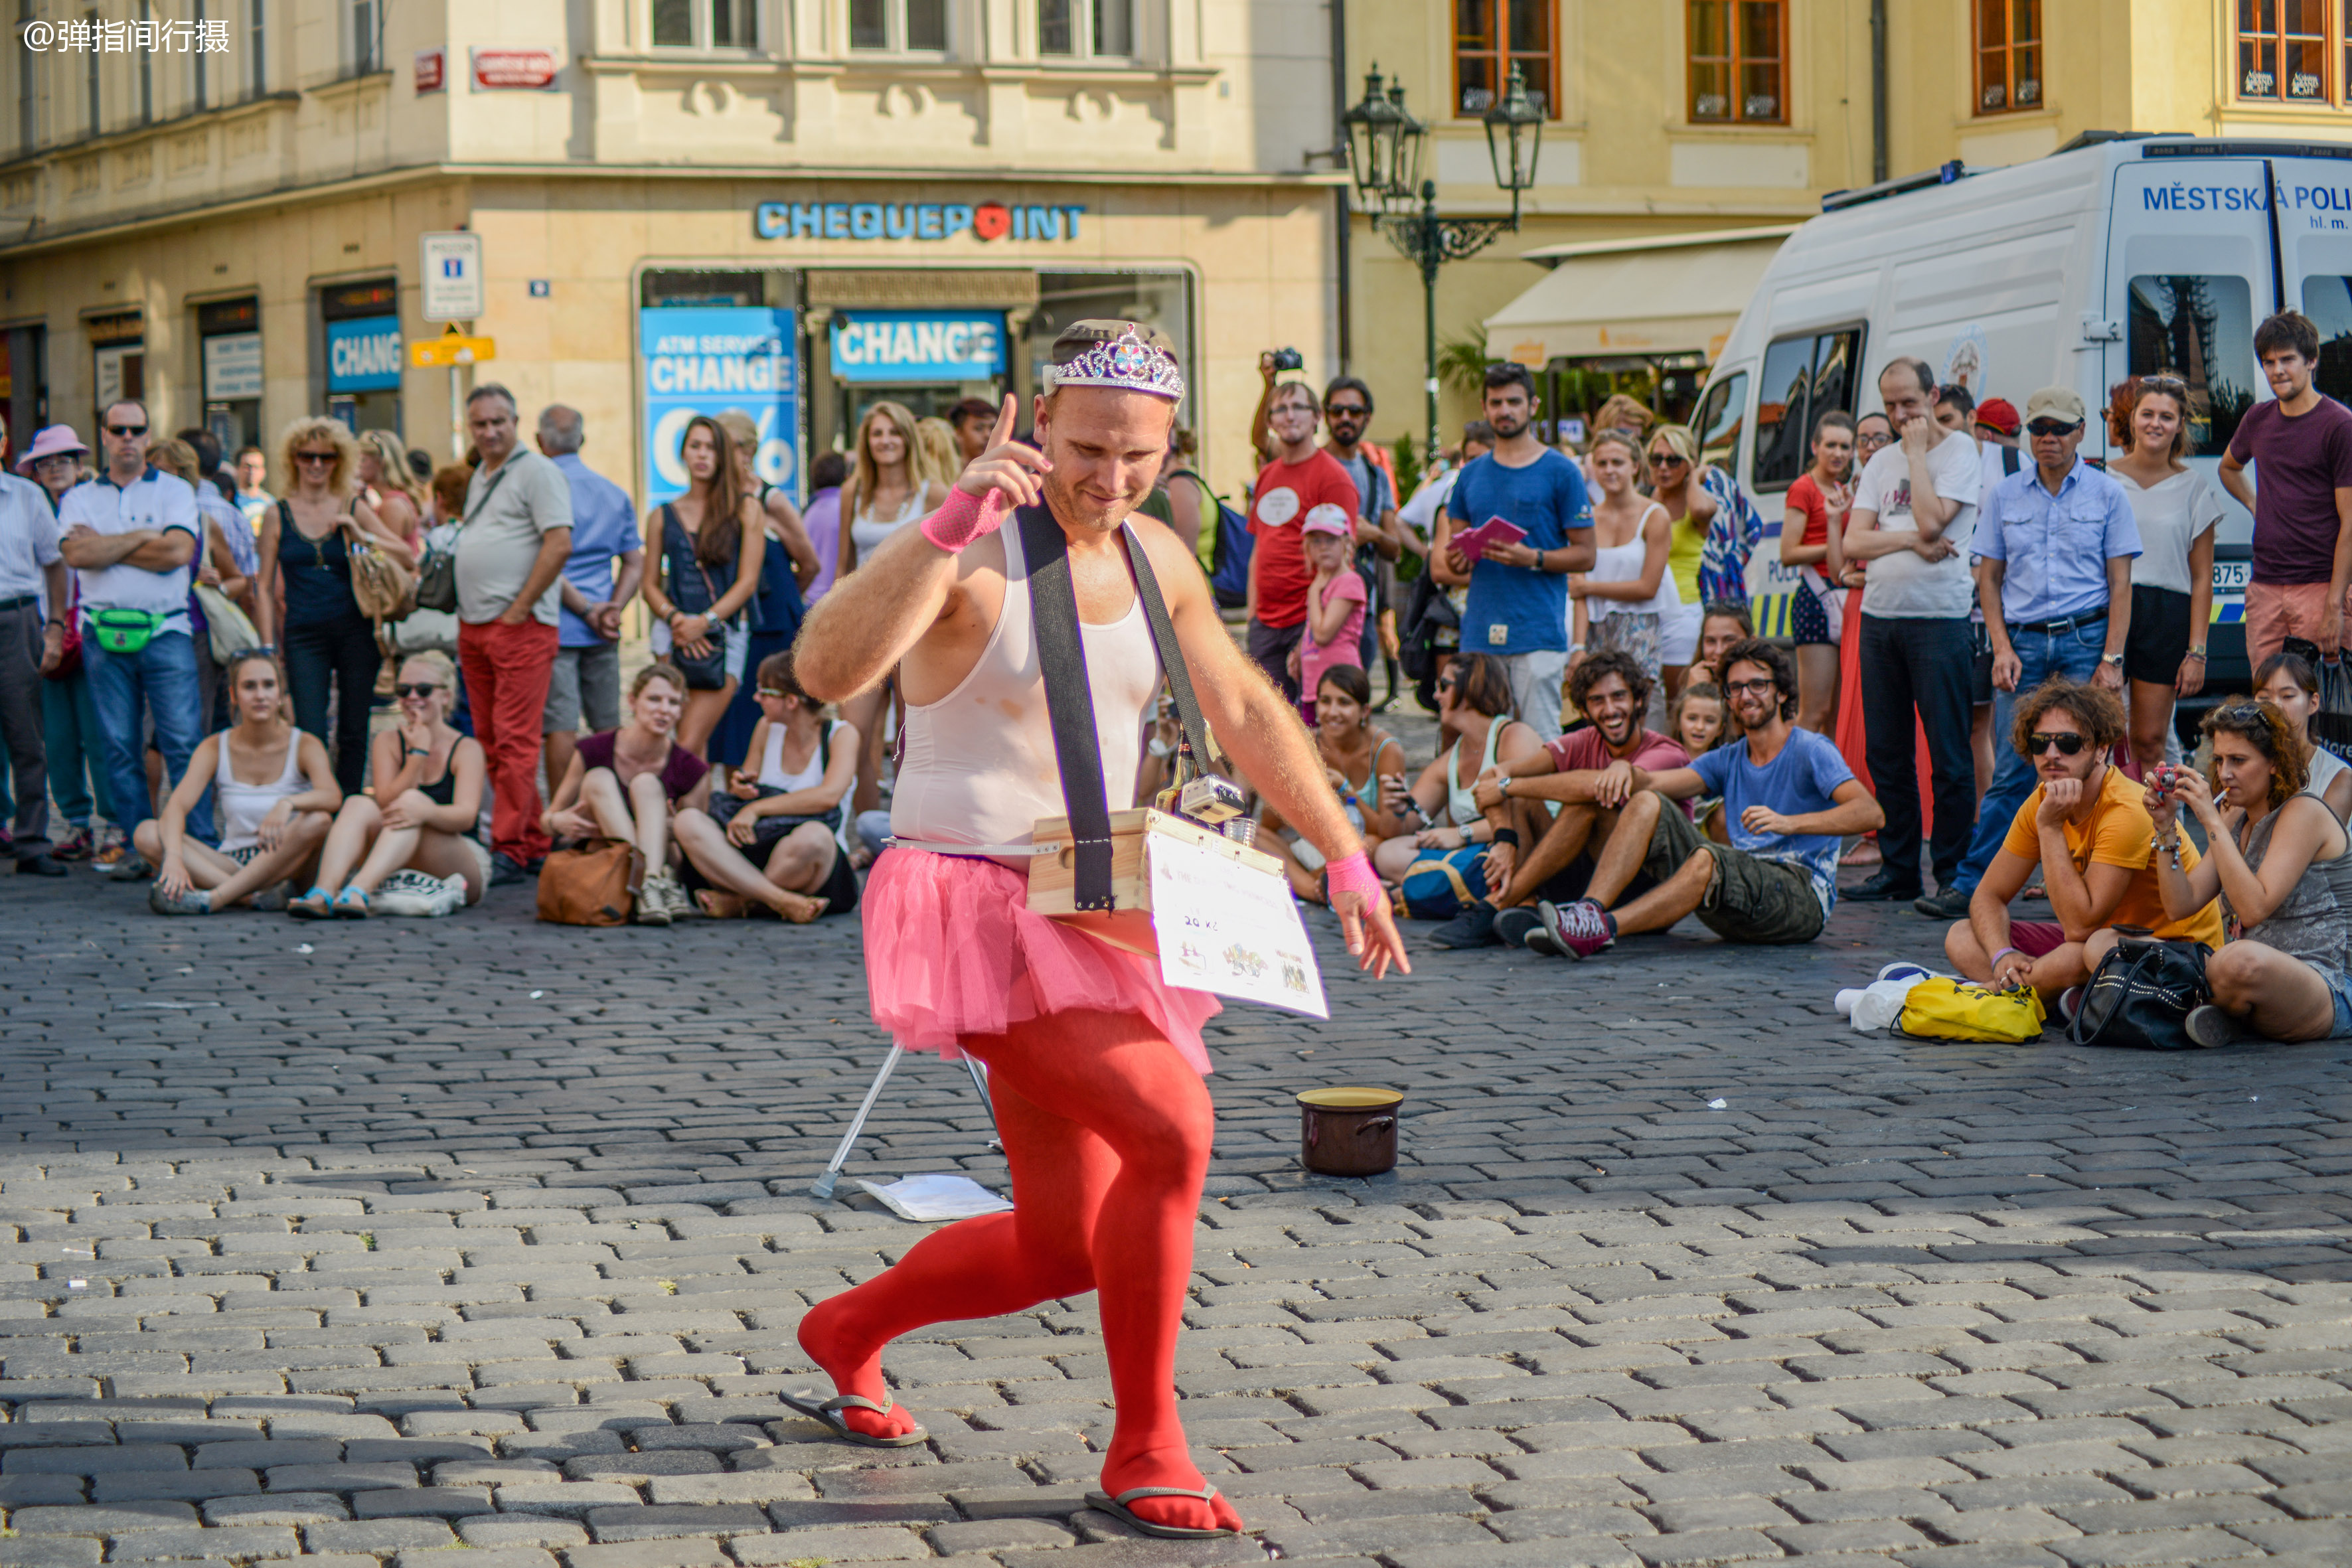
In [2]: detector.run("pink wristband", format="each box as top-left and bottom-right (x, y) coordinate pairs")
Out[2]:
(919, 487), (1008, 554)
(1324, 850), (1381, 903)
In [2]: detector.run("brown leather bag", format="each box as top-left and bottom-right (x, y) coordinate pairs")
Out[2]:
(535, 839), (645, 925)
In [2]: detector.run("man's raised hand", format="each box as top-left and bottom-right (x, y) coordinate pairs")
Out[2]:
(925, 395), (1048, 553)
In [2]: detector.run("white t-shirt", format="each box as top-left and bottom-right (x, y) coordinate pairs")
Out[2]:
(1852, 433), (1981, 619)
(2114, 468), (2224, 596)
(58, 466), (200, 629)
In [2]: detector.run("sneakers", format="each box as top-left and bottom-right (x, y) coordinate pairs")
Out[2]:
(1427, 902), (1500, 949)
(91, 826), (128, 868)
(1841, 871), (1922, 902)
(489, 852), (532, 888)
(148, 883), (212, 916)
(105, 852), (152, 882)
(1531, 898), (1616, 959)
(2057, 986), (2084, 1024)
(13, 852), (65, 878)
(248, 880), (291, 912)
(372, 871), (466, 918)
(636, 868), (686, 926)
(1913, 886), (1972, 919)
(1494, 907), (1543, 949)
(2184, 1004), (2250, 1049)
(50, 828), (93, 862)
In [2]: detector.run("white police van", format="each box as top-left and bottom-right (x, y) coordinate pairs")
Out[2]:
(1697, 132), (2352, 715)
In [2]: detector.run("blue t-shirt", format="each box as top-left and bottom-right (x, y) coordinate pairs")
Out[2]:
(1687, 726), (1857, 918)
(1445, 449), (1591, 655)
(553, 453), (639, 649)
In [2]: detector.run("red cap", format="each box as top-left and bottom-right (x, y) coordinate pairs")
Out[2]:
(1974, 398), (2021, 437)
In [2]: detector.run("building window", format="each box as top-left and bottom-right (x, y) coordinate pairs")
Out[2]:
(655, 0), (757, 48)
(1975, 0), (2041, 114)
(83, 8), (98, 137)
(1454, 0), (1553, 116)
(136, 0), (152, 120)
(248, 0), (264, 96)
(1038, 0), (1128, 58)
(18, 0), (37, 150)
(1688, 0), (1785, 124)
(2238, 0), (2328, 100)
(349, 0), (377, 73)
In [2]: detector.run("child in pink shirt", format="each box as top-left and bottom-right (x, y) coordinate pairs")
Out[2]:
(1289, 506), (1368, 724)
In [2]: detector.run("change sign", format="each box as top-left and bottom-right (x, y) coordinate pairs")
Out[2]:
(639, 306), (799, 509)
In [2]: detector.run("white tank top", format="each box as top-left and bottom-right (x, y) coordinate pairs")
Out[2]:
(214, 729), (305, 853)
(848, 488), (927, 564)
(1586, 505), (1681, 617)
(890, 520), (1160, 868)
(760, 718), (842, 791)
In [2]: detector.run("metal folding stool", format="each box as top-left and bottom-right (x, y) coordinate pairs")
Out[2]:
(809, 1046), (1000, 1200)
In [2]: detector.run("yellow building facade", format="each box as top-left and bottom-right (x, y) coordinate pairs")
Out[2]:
(1352, 0), (2352, 454)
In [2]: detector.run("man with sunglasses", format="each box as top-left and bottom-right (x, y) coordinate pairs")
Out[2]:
(1925, 386), (2140, 921)
(55, 400), (210, 864)
(2221, 310), (2352, 669)
(1943, 678), (2220, 1009)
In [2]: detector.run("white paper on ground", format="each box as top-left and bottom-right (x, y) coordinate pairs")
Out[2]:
(1150, 830), (1328, 1018)
(854, 1174), (1015, 1223)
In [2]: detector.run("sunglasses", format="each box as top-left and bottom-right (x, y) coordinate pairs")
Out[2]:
(2215, 701), (2272, 726)
(2026, 732), (2088, 756)
(1325, 404), (1369, 419)
(1649, 451), (1688, 468)
(755, 688), (789, 699)
(394, 683), (442, 699)
(105, 424), (147, 437)
(294, 451), (337, 465)
(2027, 419), (2082, 437)
(1437, 677), (1459, 692)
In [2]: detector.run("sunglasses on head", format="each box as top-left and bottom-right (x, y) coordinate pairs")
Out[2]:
(2215, 700), (2271, 726)
(394, 682), (441, 699)
(2026, 732), (2088, 756)
(2027, 418), (2082, 437)
(106, 423), (147, 437)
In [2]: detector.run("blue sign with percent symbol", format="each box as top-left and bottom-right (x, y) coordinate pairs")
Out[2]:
(829, 310), (1007, 384)
(639, 307), (799, 509)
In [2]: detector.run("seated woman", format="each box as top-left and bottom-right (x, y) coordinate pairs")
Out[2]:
(672, 650), (850, 923)
(1370, 651), (1545, 919)
(293, 651), (489, 917)
(542, 663), (711, 925)
(142, 650), (342, 914)
(1261, 665), (1407, 903)
(2255, 650), (2352, 821)
(2103, 699), (2352, 1047)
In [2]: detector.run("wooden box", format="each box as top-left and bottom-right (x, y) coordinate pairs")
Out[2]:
(1026, 807), (1282, 956)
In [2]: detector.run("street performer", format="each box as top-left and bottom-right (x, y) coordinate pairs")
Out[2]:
(794, 321), (1409, 1539)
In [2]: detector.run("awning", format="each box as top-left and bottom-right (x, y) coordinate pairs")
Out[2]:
(1482, 226), (1797, 365)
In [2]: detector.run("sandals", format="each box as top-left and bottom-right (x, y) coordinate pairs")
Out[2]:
(333, 886), (371, 919)
(778, 1389), (927, 1449)
(1084, 1484), (1239, 1540)
(289, 886), (335, 920)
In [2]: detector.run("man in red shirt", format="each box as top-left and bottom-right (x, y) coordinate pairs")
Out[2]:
(1436, 649), (1692, 947)
(1246, 380), (1360, 702)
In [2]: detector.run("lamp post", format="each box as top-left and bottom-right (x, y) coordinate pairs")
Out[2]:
(1343, 62), (1544, 465)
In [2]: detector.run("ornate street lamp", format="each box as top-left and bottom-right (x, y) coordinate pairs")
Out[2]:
(1346, 63), (1539, 467)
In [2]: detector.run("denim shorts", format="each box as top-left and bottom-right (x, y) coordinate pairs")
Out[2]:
(2313, 961), (2352, 1039)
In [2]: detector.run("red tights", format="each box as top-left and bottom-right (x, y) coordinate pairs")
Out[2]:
(797, 1008), (1241, 1534)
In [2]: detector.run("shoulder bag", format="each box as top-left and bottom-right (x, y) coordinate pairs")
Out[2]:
(341, 516), (416, 623)
(2066, 927), (2213, 1051)
(665, 505), (732, 691)
(536, 837), (646, 926)
(195, 583), (260, 663)
(414, 461), (512, 615)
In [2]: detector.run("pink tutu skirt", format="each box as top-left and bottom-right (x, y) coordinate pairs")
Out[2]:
(862, 849), (1221, 1073)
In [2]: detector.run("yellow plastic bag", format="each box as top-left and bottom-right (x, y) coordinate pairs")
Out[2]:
(1896, 977), (2047, 1044)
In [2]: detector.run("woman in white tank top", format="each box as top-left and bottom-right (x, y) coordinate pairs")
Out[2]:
(1569, 431), (1678, 718)
(834, 401), (952, 831)
(676, 651), (859, 920)
(140, 649), (342, 914)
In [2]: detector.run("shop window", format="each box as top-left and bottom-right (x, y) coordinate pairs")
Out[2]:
(2128, 274), (2257, 456)
(1747, 325), (1861, 491)
(1038, 0), (1129, 58)
(1974, 0), (2042, 114)
(2238, 0), (2327, 101)
(1688, 0), (1785, 125)
(655, 0), (758, 50)
(1454, 0), (1554, 116)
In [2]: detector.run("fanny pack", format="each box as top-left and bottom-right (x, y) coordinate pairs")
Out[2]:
(88, 607), (167, 656)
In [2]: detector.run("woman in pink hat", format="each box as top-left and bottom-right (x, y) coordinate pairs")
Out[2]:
(17, 426), (118, 862)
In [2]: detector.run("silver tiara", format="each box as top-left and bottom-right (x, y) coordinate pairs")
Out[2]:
(1042, 327), (1185, 402)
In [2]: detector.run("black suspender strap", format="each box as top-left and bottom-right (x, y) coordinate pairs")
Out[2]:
(1020, 507), (1119, 911)
(1120, 524), (1216, 770)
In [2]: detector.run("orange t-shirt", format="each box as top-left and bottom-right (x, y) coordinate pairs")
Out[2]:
(2001, 765), (2226, 947)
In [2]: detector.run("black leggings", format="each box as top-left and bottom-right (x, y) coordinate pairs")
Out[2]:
(285, 613), (380, 794)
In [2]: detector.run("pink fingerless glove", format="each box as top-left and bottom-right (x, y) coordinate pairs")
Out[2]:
(920, 487), (1008, 554)
(1324, 851), (1381, 904)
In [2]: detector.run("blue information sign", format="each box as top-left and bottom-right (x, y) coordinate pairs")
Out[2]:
(829, 309), (1007, 384)
(327, 316), (402, 392)
(639, 306), (799, 508)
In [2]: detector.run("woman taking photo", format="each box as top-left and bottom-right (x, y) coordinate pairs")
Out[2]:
(2256, 651), (2352, 819)
(293, 651), (488, 917)
(1781, 411), (1855, 734)
(1261, 665), (1408, 903)
(255, 418), (414, 795)
(2118, 700), (2352, 1047)
(1370, 652), (1545, 919)
(1569, 431), (1675, 720)
(542, 663), (711, 925)
(1643, 424), (1720, 698)
(641, 416), (767, 761)
(674, 650), (850, 923)
(710, 410), (821, 773)
(2107, 375), (2221, 777)
(141, 650), (341, 915)
(836, 400), (951, 819)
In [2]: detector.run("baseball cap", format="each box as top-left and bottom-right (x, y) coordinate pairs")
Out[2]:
(1973, 397), (2021, 437)
(2023, 387), (2086, 425)
(1302, 504), (1352, 538)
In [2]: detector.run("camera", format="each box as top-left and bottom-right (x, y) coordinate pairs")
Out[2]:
(1269, 347), (1304, 372)
(1180, 774), (1246, 826)
(2152, 764), (2181, 795)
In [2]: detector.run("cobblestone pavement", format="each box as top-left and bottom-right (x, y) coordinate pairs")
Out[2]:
(3, 866), (2351, 1568)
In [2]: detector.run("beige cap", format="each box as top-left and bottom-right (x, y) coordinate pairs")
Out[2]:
(2024, 386), (2086, 425)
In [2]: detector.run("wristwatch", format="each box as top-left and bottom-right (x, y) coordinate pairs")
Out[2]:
(2101, 653), (2124, 670)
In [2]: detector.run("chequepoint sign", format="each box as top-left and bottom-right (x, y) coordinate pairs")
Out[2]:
(754, 199), (1086, 242)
